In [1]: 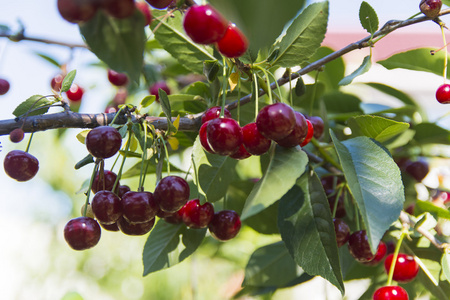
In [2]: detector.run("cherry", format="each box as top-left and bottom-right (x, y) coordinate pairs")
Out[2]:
(91, 170), (119, 194)
(405, 159), (429, 182)
(86, 126), (122, 159)
(216, 23), (249, 58)
(333, 218), (350, 247)
(4, 150), (39, 182)
(64, 217), (101, 250)
(300, 119), (314, 147)
(80, 204), (95, 219)
(107, 69), (128, 86)
(307, 115), (324, 139)
(181, 199), (214, 229)
(201, 106), (232, 124)
(436, 83), (450, 104)
(183, 4), (228, 45)
(384, 253), (419, 283)
(242, 122), (271, 155)
(276, 111), (308, 148)
(229, 143), (252, 160)
(66, 84), (84, 102)
(145, 0), (173, 9)
(206, 118), (243, 156)
(0, 78), (10, 95)
(9, 128), (24, 143)
(57, 0), (98, 24)
(364, 241), (387, 266)
(373, 286), (409, 300)
(117, 216), (155, 235)
(113, 89), (128, 105)
(50, 74), (64, 92)
(208, 210), (241, 241)
(157, 208), (184, 224)
(256, 103), (296, 141)
(136, 1), (152, 26)
(118, 185), (131, 198)
(121, 191), (159, 223)
(149, 81), (171, 102)
(91, 190), (122, 224)
(199, 121), (215, 153)
(154, 176), (190, 212)
(348, 230), (375, 263)
(420, 0), (442, 18)
(100, 221), (120, 232)
(102, 0), (136, 19)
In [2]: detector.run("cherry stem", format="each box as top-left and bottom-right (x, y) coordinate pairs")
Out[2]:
(308, 71), (320, 116)
(191, 156), (200, 199)
(441, 23), (448, 83)
(112, 122), (133, 192)
(253, 73), (259, 122)
(220, 56), (228, 118)
(237, 75), (241, 125)
(386, 229), (407, 286)
(288, 68), (293, 107)
(25, 132), (34, 153)
(310, 138), (342, 171)
(109, 105), (126, 125)
(138, 122), (149, 190)
(332, 184), (344, 219)
(84, 161), (100, 217)
(161, 136), (171, 176)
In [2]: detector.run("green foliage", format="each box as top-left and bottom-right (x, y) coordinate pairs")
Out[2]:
(60, 70), (76, 93)
(13, 95), (52, 117)
(359, 1), (379, 35)
(339, 55), (372, 86)
(347, 115), (410, 142)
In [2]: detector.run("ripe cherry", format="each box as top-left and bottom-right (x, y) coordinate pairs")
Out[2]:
(57, 0), (98, 23)
(242, 122), (271, 155)
(118, 185), (131, 198)
(201, 106), (232, 124)
(420, 0), (442, 18)
(107, 69), (128, 86)
(384, 253), (419, 283)
(145, 0), (173, 9)
(50, 74), (64, 92)
(183, 4), (228, 44)
(4, 150), (39, 182)
(229, 143), (252, 160)
(373, 286), (409, 300)
(100, 222), (120, 232)
(154, 176), (190, 212)
(0, 78), (10, 95)
(276, 111), (308, 148)
(199, 121), (215, 154)
(157, 208), (184, 224)
(256, 103), (296, 141)
(136, 1), (152, 25)
(149, 81), (171, 102)
(436, 83), (450, 104)
(363, 241), (387, 266)
(64, 217), (101, 250)
(182, 199), (214, 229)
(208, 210), (241, 241)
(91, 170), (118, 194)
(102, 0), (136, 19)
(217, 23), (249, 58)
(117, 216), (155, 235)
(333, 218), (350, 247)
(9, 128), (25, 143)
(307, 115), (324, 139)
(405, 159), (429, 182)
(206, 118), (243, 156)
(348, 230), (375, 263)
(300, 119), (314, 147)
(121, 191), (159, 223)
(66, 84), (84, 102)
(86, 126), (122, 159)
(91, 190), (122, 224)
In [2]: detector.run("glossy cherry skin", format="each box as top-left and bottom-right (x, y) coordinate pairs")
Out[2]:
(242, 122), (271, 155)
(201, 106), (232, 124)
(66, 84), (84, 102)
(117, 216), (155, 235)
(307, 116), (324, 139)
(183, 4), (228, 44)
(157, 208), (184, 224)
(405, 160), (429, 182)
(182, 199), (214, 229)
(199, 121), (215, 153)
(121, 191), (159, 223)
(208, 210), (241, 241)
(149, 81), (171, 102)
(64, 217), (101, 250)
(420, 0), (442, 18)
(333, 218), (350, 247)
(300, 119), (314, 147)
(0, 78), (10, 95)
(217, 23), (249, 58)
(86, 126), (122, 159)
(363, 241), (387, 266)
(118, 185), (131, 198)
(50, 74), (64, 92)
(384, 253), (419, 283)
(91, 170), (118, 194)
(9, 128), (24, 143)
(107, 69), (128, 86)
(436, 83), (450, 104)
(145, 0), (173, 9)
(276, 112), (308, 148)
(206, 118), (243, 156)
(102, 0), (136, 19)
(91, 190), (122, 224)
(256, 103), (296, 141)
(348, 230), (375, 263)
(57, 0), (98, 23)
(100, 221), (120, 232)
(373, 286), (409, 300)
(229, 143), (252, 160)
(154, 176), (190, 212)
(4, 150), (39, 182)
(136, 1), (152, 25)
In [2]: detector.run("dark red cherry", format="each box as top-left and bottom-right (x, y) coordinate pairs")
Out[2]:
(118, 185), (131, 198)
(100, 221), (120, 232)
(121, 191), (159, 223)
(107, 69), (128, 86)
(57, 0), (98, 23)
(86, 126), (122, 159)
(384, 253), (419, 283)
(91, 170), (118, 194)
(405, 160), (429, 182)
(154, 176), (190, 212)
(0, 78), (10, 95)
(102, 0), (136, 19)
(157, 208), (184, 224)
(363, 241), (387, 266)
(66, 84), (84, 102)
(50, 74), (64, 92)
(307, 116), (324, 139)
(145, 0), (173, 9)
(208, 210), (241, 241)
(217, 23), (249, 58)
(206, 118), (243, 156)
(333, 218), (350, 247)
(420, 0), (442, 18)
(9, 128), (24, 143)
(256, 103), (296, 141)
(242, 122), (271, 156)
(117, 216), (155, 235)
(4, 150), (39, 182)
(183, 4), (228, 44)
(348, 230), (375, 263)
(229, 143), (251, 160)
(300, 119), (314, 147)
(436, 83), (450, 104)
(276, 111), (308, 147)
(91, 190), (122, 224)
(373, 286), (409, 300)
(136, 1), (152, 25)
(149, 81), (170, 102)
(181, 199), (214, 229)
(201, 106), (232, 124)
(199, 121), (215, 153)
(64, 217), (101, 250)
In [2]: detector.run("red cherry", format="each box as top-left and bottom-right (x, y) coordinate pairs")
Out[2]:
(118, 185), (131, 198)
(149, 81), (171, 102)
(256, 103), (296, 141)
(117, 216), (155, 235)
(208, 210), (241, 241)
(405, 160), (429, 182)
(157, 208), (184, 224)
(276, 111), (308, 148)
(0, 78), (10, 95)
(145, 0), (173, 9)
(86, 126), (122, 159)
(4, 150), (39, 182)
(57, 0), (98, 23)
(121, 191), (159, 223)
(384, 253), (419, 283)
(102, 0), (136, 19)
(229, 143), (251, 160)
(333, 218), (350, 247)
(154, 176), (190, 213)
(183, 5), (228, 45)
(199, 121), (215, 153)
(242, 122), (271, 156)
(51, 74), (64, 92)
(100, 221), (120, 232)
(91, 170), (118, 194)
(300, 119), (314, 147)
(9, 128), (25, 143)
(307, 115), (324, 139)
(136, 1), (152, 25)
(373, 286), (409, 300)
(201, 106), (232, 124)
(363, 241), (387, 266)
(217, 23), (249, 58)
(181, 199), (214, 229)
(64, 217), (101, 250)
(107, 69), (128, 86)
(91, 190), (122, 224)
(348, 230), (375, 263)
(206, 118), (243, 156)
(420, 0), (443, 18)
(436, 83), (450, 104)
(66, 84), (84, 102)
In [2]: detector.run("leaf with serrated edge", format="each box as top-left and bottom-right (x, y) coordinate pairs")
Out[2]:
(359, 1), (378, 35)
(347, 115), (410, 143)
(339, 55), (372, 86)
(241, 145), (308, 220)
(271, 2), (329, 68)
(330, 132), (404, 252)
(13, 95), (51, 117)
(278, 170), (344, 294)
(61, 70), (76, 93)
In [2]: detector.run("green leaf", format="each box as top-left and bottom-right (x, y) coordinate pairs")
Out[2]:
(142, 221), (206, 276)
(79, 10), (146, 82)
(60, 70), (76, 93)
(339, 55), (372, 86)
(76, 129), (90, 144)
(241, 145), (308, 220)
(35, 52), (61, 68)
(347, 115), (410, 142)
(413, 123), (450, 145)
(442, 251), (450, 284)
(415, 200), (450, 220)
(203, 60), (221, 82)
(192, 137), (238, 202)
(121, 159), (183, 178)
(151, 10), (216, 74)
(364, 82), (422, 112)
(330, 132), (405, 253)
(271, 1), (329, 68)
(74, 154), (94, 170)
(278, 171), (344, 294)
(359, 1), (378, 35)
(140, 95), (155, 108)
(243, 242), (303, 287)
(13, 95), (51, 117)
(295, 76), (306, 97)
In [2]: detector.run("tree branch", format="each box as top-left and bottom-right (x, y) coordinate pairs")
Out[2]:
(0, 33), (87, 49)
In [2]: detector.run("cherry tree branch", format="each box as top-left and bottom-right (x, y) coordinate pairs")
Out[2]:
(0, 33), (87, 49)
(399, 211), (445, 250)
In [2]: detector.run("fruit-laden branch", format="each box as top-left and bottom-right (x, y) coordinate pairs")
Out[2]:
(0, 33), (87, 49)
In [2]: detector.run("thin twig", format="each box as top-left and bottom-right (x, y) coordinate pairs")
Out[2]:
(399, 210), (444, 250)
(0, 33), (87, 49)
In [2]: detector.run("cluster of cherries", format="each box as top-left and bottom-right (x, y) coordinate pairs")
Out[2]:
(63, 125), (241, 251)
(199, 103), (323, 160)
